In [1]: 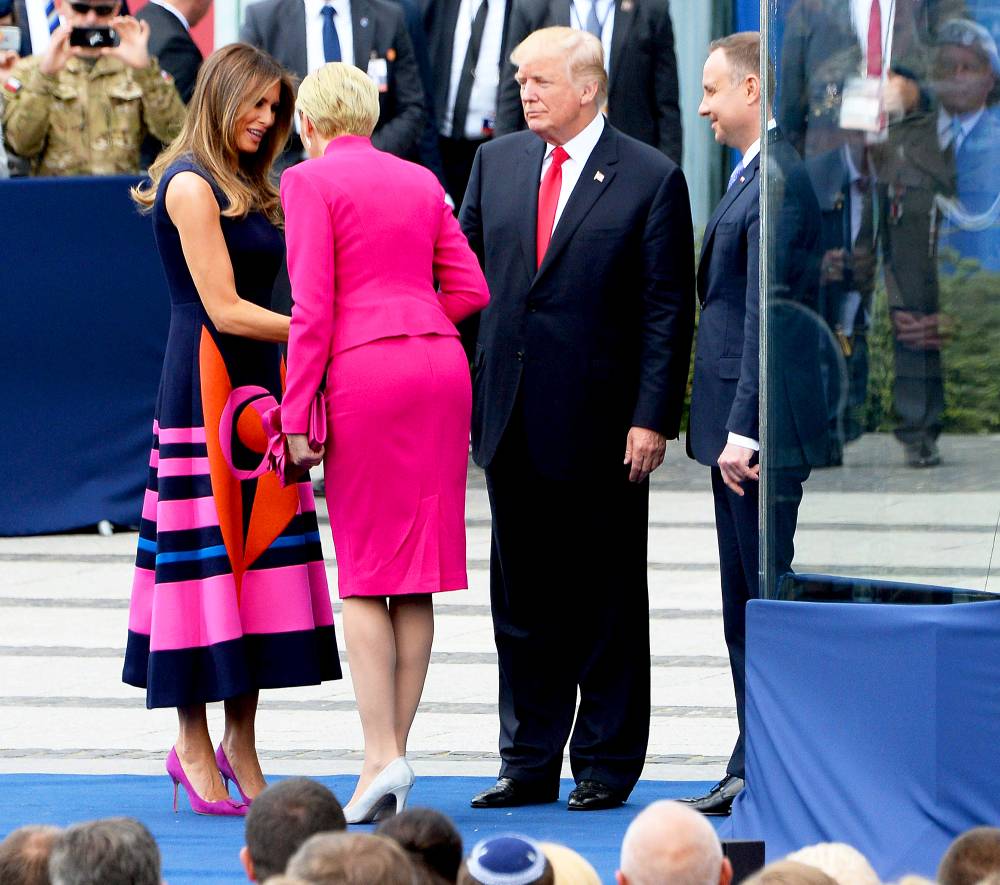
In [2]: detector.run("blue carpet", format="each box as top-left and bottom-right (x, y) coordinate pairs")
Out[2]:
(0, 774), (718, 883)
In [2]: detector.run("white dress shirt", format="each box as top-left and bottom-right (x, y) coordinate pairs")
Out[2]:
(441, 0), (506, 139)
(305, 0), (355, 74)
(850, 0), (897, 72)
(149, 0), (191, 31)
(570, 0), (615, 73)
(539, 112), (605, 230)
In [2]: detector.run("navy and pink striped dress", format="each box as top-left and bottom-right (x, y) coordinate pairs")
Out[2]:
(122, 158), (341, 708)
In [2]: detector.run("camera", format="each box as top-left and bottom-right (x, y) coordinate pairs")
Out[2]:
(69, 26), (119, 49)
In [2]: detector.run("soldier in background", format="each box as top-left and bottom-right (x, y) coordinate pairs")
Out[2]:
(779, 0), (963, 468)
(2, 0), (185, 176)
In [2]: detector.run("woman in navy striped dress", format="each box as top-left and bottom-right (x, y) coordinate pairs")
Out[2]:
(123, 44), (340, 816)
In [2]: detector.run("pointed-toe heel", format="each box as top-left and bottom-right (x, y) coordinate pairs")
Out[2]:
(344, 757), (415, 825)
(166, 748), (247, 817)
(215, 744), (253, 805)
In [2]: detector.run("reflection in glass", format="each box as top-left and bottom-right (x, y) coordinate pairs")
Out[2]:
(763, 0), (1000, 597)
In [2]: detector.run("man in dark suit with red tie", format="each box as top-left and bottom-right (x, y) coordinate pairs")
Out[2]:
(459, 26), (694, 812)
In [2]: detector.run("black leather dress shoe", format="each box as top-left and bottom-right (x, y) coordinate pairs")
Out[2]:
(470, 777), (559, 808)
(567, 780), (627, 811)
(677, 775), (744, 815)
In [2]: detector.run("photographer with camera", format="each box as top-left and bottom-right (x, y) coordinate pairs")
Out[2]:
(2, 0), (185, 176)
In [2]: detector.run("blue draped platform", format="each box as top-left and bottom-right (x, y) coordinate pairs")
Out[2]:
(0, 176), (168, 536)
(723, 599), (1000, 880)
(0, 775), (716, 883)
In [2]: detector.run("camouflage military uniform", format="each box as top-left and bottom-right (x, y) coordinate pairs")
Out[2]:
(2, 54), (185, 176)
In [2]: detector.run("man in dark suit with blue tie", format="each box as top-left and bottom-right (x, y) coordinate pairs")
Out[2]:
(241, 0), (426, 172)
(460, 26), (694, 812)
(683, 32), (824, 816)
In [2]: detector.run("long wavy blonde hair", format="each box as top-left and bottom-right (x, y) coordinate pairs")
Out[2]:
(132, 43), (295, 226)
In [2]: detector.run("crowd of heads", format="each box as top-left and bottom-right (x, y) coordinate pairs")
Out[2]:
(1, 782), (999, 885)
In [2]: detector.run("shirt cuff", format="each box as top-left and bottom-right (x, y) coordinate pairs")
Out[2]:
(727, 432), (760, 452)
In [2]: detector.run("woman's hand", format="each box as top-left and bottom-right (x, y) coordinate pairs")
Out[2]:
(287, 433), (325, 470)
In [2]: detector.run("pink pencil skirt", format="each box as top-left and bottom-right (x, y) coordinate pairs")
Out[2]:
(323, 332), (471, 598)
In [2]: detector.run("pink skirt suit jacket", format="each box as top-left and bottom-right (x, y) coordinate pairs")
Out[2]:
(280, 135), (490, 598)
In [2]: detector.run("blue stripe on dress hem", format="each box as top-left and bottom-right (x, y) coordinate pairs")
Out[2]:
(149, 532), (321, 563)
(156, 544), (229, 564)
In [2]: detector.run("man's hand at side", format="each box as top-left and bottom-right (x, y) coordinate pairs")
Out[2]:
(624, 427), (667, 483)
(718, 442), (759, 495)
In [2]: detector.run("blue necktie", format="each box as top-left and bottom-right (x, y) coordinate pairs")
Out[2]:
(950, 117), (964, 156)
(321, 5), (342, 63)
(727, 161), (745, 191)
(585, 0), (603, 38)
(45, 0), (59, 33)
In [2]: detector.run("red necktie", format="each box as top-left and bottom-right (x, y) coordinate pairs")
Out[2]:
(867, 0), (883, 77)
(536, 145), (569, 268)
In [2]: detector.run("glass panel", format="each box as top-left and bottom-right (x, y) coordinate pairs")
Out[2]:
(762, 0), (1000, 601)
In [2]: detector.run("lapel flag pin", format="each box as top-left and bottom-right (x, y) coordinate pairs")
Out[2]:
(594, 171), (605, 183)
(360, 16), (369, 26)
(621, 0), (633, 11)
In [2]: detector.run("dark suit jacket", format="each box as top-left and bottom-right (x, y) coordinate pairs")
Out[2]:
(688, 129), (828, 470)
(136, 2), (203, 103)
(14, 0), (30, 56)
(241, 0), (426, 162)
(424, 0), (513, 133)
(492, 0), (681, 164)
(459, 121), (695, 480)
(392, 0), (447, 182)
(805, 146), (877, 332)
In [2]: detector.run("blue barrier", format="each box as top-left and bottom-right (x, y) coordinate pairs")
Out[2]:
(724, 597), (1000, 878)
(0, 175), (170, 536)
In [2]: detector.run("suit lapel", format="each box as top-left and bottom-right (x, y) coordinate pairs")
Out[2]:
(534, 123), (618, 284)
(287, 0), (308, 79)
(607, 0), (635, 89)
(516, 137), (547, 280)
(352, 0), (375, 73)
(498, 0), (515, 61)
(699, 154), (759, 266)
(553, 0), (571, 26)
(437, 0), (464, 107)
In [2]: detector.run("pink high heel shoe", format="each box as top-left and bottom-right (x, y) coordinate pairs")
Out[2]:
(166, 748), (247, 816)
(216, 744), (254, 805)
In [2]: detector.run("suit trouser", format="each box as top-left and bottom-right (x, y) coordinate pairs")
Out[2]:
(892, 342), (943, 447)
(711, 464), (809, 780)
(484, 406), (651, 794)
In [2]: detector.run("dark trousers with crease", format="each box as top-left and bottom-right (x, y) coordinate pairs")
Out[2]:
(484, 400), (651, 795)
(711, 464), (809, 781)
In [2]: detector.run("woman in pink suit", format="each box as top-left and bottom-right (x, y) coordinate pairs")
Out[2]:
(281, 62), (489, 824)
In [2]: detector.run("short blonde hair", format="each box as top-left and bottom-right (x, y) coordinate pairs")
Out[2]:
(785, 843), (880, 885)
(540, 843), (600, 884)
(296, 62), (379, 139)
(510, 26), (608, 109)
(744, 861), (840, 885)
